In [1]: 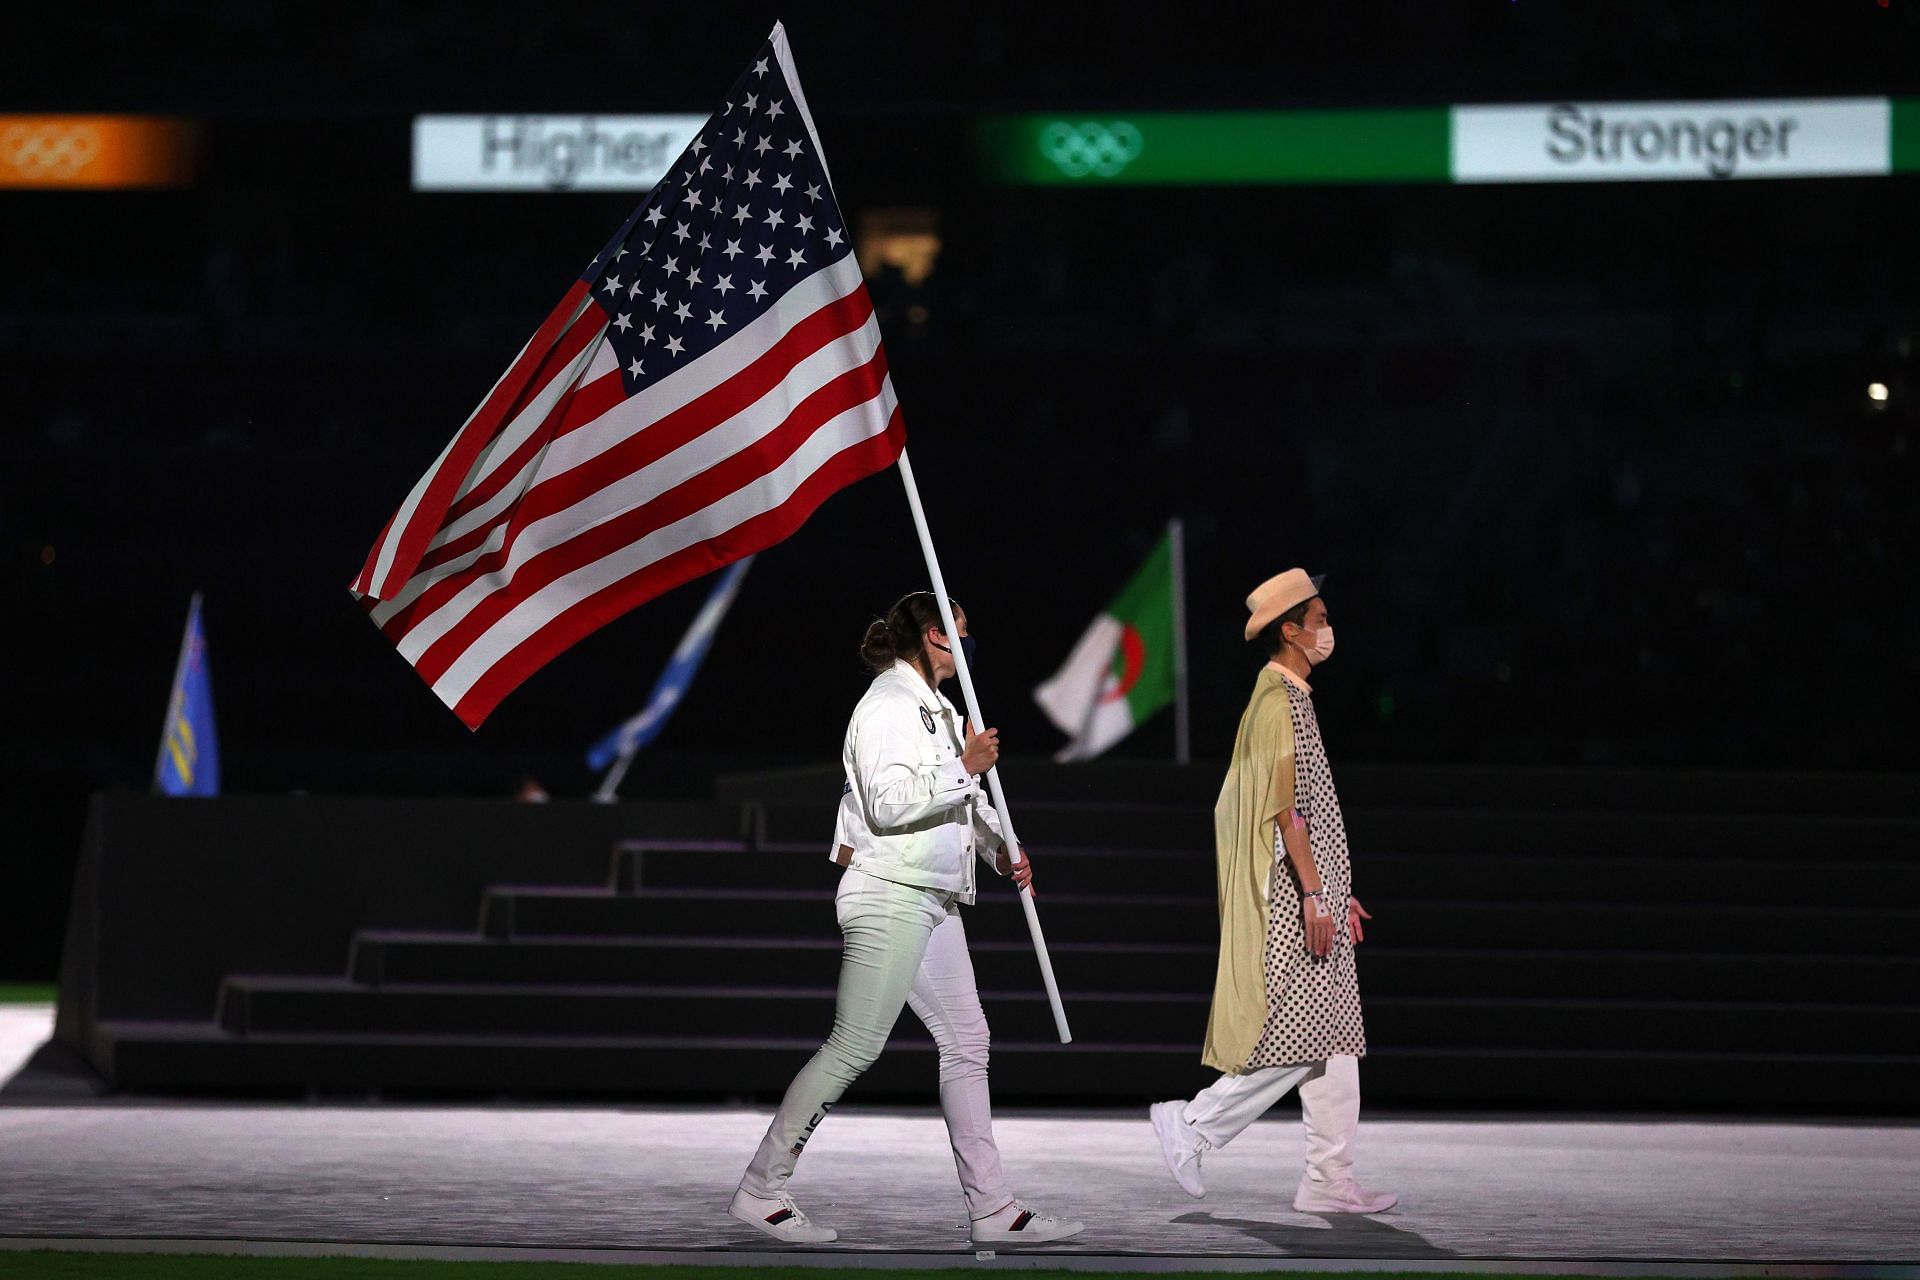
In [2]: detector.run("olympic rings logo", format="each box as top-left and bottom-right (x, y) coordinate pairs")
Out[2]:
(1037, 120), (1143, 179)
(3, 123), (101, 179)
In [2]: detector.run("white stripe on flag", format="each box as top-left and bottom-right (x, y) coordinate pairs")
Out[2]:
(371, 256), (863, 631)
(362, 299), (584, 598)
(423, 253), (855, 558)
(368, 330), (612, 626)
(423, 339), (622, 553)
(390, 306), (883, 664)
(429, 375), (897, 707)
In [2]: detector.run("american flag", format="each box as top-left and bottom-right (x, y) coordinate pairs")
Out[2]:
(350, 24), (902, 728)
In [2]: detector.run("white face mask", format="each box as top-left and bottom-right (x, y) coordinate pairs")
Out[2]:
(1294, 623), (1335, 666)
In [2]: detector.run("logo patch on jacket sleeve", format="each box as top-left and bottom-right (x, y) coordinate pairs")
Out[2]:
(920, 706), (937, 733)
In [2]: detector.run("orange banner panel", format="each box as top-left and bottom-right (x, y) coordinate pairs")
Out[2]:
(0, 116), (200, 189)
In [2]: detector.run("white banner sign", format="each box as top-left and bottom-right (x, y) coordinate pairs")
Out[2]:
(412, 115), (705, 191)
(1452, 99), (1890, 183)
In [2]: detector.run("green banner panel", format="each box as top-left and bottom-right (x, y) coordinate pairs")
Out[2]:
(979, 109), (1450, 186)
(1894, 98), (1920, 173)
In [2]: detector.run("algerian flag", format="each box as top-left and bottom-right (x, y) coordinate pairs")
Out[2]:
(1035, 523), (1183, 762)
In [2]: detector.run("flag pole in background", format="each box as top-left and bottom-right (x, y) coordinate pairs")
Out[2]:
(590, 556), (754, 803)
(1170, 517), (1190, 765)
(896, 451), (1072, 1045)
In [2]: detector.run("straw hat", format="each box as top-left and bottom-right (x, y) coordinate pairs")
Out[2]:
(1243, 568), (1325, 640)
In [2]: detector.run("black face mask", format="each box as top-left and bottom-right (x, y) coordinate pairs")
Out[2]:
(928, 633), (978, 673)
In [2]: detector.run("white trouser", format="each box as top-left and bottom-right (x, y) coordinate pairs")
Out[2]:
(1181, 1053), (1362, 1185)
(740, 868), (1014, 1219)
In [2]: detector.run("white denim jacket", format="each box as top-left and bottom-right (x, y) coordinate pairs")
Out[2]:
(829, 660), (1005, 904)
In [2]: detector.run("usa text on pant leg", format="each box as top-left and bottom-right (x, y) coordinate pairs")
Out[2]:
(741, 874), (943, 1197)
(1182, 1061), (1318, 1149)
(905, 900), (1014, 1220)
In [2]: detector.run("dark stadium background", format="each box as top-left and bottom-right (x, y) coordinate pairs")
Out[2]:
(5, 2), (1917, 982)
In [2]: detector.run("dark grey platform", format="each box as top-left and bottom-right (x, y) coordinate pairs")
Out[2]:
(56, 769), (1920, 1111)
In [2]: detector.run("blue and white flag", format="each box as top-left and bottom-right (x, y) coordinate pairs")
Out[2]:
(587, 557), (752, 772)
(155, 592), (220, 796)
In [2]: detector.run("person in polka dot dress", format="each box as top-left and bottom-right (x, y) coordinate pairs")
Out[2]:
(1150, 569), (1397, 1215)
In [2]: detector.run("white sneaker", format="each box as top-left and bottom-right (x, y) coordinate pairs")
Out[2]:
(970, 1199), (1084, 1244)
(1150, 1100), (1208, 1198)
(1293, 1178), (1398, 1214)
(728, 1187), (838, 1243)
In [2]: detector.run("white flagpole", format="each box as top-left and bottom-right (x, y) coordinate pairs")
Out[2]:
(593, 748), (638, 804)
(1169, 518), (1191, 766)
(896, 450), (1072, 1044)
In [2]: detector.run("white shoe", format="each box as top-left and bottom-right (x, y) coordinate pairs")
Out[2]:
(970, 1199), (1084, 1244)
(1150, 1100), (1208, 1198)
(728, 1187), (838, 1243)
(1293, 1178), (1398, 1214)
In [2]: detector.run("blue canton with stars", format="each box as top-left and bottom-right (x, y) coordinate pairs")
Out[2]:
(583, 40), (851, 395)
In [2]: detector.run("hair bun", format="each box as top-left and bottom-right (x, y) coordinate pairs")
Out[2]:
(859, 618), (898, 672)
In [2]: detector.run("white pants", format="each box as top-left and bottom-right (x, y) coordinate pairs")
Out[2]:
(740, 868), (1014, 1218)
(1182, 1054), (1362, 1185)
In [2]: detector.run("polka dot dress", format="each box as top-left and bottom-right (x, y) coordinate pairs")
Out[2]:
(1244, 676), (1367, 1067)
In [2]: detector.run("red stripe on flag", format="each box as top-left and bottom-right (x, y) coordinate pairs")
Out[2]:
(417, 286), (872, 588)
(351, 506), (401, 597)
(449, 406), (906, 728)
(439, 368), (625, 532)
(379, 284), (875, 643)
(407, 368), (627, 581)
(412, 343), (892, 687)
(354, 281), (597, 599)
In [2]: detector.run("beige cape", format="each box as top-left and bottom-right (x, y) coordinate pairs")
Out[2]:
(1200, 666), (1296, 1075)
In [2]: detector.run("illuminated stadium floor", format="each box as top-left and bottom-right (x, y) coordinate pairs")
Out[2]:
(2, 1080), (1918, 1268)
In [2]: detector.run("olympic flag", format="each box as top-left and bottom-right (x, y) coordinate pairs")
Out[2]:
(351, 25), (903, 728)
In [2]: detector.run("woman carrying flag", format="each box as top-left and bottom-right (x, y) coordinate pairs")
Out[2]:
(729, 591), (1084, 1246)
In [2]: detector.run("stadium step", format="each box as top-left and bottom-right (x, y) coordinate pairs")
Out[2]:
(471, 885), (1920, 957)
(214, 975), (1916, 1058)
(614, 842), (1917, 907)
(96, 1019), (1920, 1112)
